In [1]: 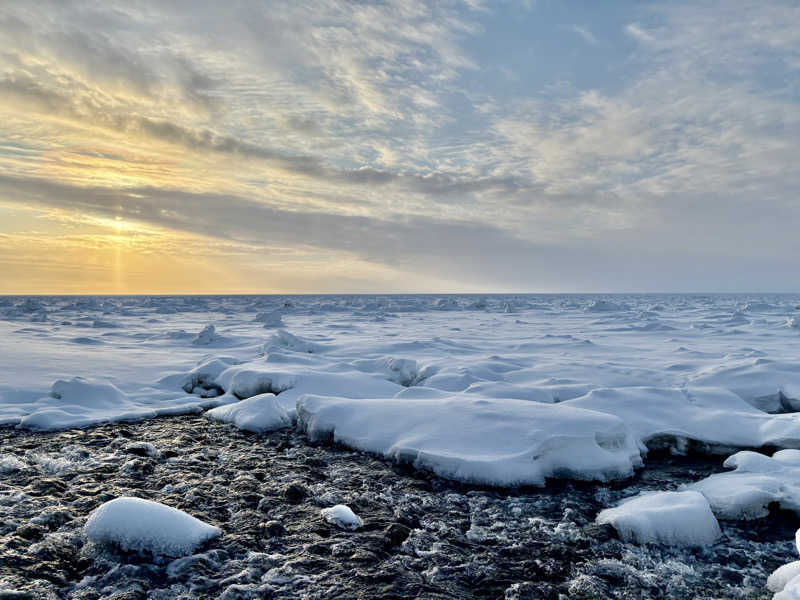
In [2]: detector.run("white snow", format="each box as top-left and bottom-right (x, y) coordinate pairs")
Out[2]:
(320, 505), (363, 530)
(2, 293), (800, 490)
(205, 393), (291, 433)
(767, 530), (800, 599)
(596, 491), (721, 546)
(686, 450), (800, 519)
(84, 497), (221, 557)
(297, 393), (641, 486)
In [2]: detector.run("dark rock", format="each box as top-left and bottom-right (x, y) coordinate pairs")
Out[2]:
(14, 524), (44, 541)
(383, 523), (411, 548)
(261, 521), (286, 537)
(281, 482), (309, 504)
(583, 522), (618, 543)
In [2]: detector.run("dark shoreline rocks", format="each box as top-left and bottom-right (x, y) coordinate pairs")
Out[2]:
(0, 415), (796, 599)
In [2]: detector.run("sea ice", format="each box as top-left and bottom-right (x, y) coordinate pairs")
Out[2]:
(595, 491), (721, 546)
(84, 497), (221, 557)
(297, 393), (641, 486)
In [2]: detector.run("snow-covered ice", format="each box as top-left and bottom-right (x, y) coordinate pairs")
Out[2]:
(686, 449), (800, 519)
(596, 491), (721, 546)
(768, 530), (800, 599)
(2, 293), (800, 488)
(84, 497), (221, 557)
(320, 505), (363, 530)
(298, 393), (640, 486)
(205, 393), (291, 433)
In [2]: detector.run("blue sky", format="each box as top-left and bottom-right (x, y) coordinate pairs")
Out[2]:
(0, 0), (798, 293)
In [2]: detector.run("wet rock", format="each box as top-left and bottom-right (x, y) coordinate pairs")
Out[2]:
(281, 482), (308, 504)
(260, 521), (286, 537)
(382, 523), (411, 548)
(582, 522), (618, 543)
(14, 524), (44, 541)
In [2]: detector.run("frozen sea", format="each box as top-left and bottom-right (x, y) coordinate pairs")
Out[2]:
(3, 293), (800, 598)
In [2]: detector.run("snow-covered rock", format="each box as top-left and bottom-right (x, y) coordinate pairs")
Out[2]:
(321, 505), (363, 530)
(297, 394), (641, 486)
(596, 491), (721, 547)
(84, 497), (221, 557)
(686, 450), (800, 519)
(205, 393), (291, 433)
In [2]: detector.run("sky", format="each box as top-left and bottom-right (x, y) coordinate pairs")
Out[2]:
(0, 0), (798, 294)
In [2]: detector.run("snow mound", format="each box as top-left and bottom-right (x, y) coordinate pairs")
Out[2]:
(18, 378), (133, 430)
(768, 531), (800, 599)
(769, 561), (800, 595)
(596, 491), (721, 547)
(84, 497), (221, 557)
(585, 300), (628, 312)
(268, 329), (326, 353)
(686, 450), (800, 519)
(321, 505), (363, 530)
(297, 394), (641, 486)
(205, 393), (291, 433)
(192, 324), (218, 345)
(255, 310), (284, 327)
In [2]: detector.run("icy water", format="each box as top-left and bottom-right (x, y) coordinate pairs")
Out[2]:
(2, 294), (800, 598)
(0, 415), (796, 599)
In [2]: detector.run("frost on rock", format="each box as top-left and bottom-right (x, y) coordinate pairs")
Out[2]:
(205, 393), (291, 433)
(321, 505), (363, 530)
(84, 497), (221, 558)
(686, 450), (800, 519)
(297, 394), (641, 487)
(596, 491), (721, 547)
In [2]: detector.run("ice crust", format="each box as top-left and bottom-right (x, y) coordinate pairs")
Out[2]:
(686, 449), (800, 519)
(84, 497), (221, 557)
(2, 294), (800, 487)
(596, 491), (721, 546)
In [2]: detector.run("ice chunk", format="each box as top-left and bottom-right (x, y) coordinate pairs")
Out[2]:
(84, 497), (221, 557)
(255, 309), (284, 327)
(205, 393), (291, 433)
(297, 394), (641, 486)
(192, 324), (218, 345)
(687, 450), (800, 519)
(321, 505), (363, 530)
(596, 491), (721, 546)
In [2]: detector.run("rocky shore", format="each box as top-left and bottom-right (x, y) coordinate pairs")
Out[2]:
(0, 415), (796, 599)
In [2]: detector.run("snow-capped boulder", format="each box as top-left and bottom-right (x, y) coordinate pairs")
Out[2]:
(84, 497), (221, 557)
(596, 491), (721, 547)
(321, 505), (363, 530)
